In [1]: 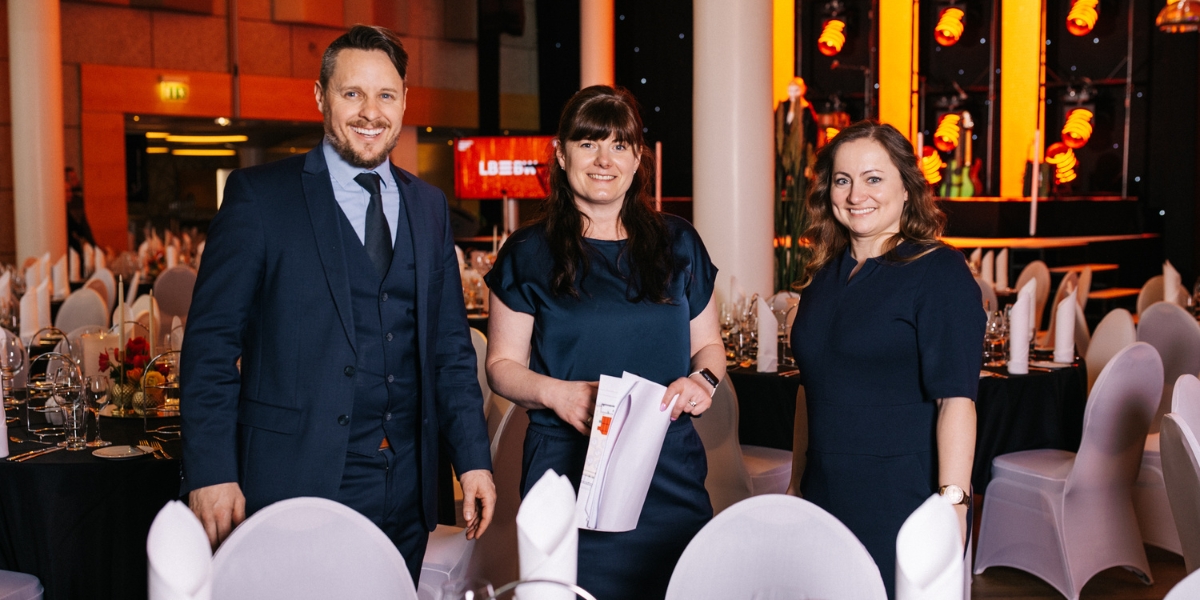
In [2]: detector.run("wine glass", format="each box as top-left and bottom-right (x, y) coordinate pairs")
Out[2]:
(438, 577), (494, 600)
(1, 330), (25, 407)
(54, 365), (86, 450)
(983, 310), (1008, 367)
(85, 375), (111, 447)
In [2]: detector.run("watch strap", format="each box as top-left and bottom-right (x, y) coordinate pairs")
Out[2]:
(691, 368), (720, 395)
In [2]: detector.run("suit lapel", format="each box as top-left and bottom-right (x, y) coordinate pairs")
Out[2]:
(392, 163), (431, 371)
(304, 146), (357, 354)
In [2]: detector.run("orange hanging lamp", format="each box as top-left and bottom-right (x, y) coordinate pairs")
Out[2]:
(935, 7), (966, 46)
(1061, 108), (1094, 149)
(1066, 0), (1100, 36)
(921, 146), (945, 185)
(1046, 142), (1078, 184)
(933, 113), (962, 153)
(818, 19), (847, 56)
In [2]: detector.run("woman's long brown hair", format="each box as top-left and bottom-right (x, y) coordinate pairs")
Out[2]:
(796, 120), (947, 289)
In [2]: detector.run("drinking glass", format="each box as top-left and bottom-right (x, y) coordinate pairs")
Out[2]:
(142, 351), (181, 436)
(1, 331), (25, 406)
(983, 310), (1008, 367)
(438, 577), (494, 600)
(85, 375), (111, 447)
(25, 352), (79, 441)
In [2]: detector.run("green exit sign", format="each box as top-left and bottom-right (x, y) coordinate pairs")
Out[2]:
(158, 80), (189, 102)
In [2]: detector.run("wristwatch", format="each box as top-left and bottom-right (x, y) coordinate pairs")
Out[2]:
(938, 484), (970, 506)
(690, 368), (720, 396)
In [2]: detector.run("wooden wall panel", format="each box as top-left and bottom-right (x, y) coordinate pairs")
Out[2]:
(81, 64), (231, 117)
(81, 112), (128, 253)
(239, 75), (322, 122)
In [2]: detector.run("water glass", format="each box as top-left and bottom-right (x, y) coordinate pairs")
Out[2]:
(983, 310), (1008, 367)
(1, 331), (25, 405)
(85, 375), (112, 447)
(438, 577), (494, 600)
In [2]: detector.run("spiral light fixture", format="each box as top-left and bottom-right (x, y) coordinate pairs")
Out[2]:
(818, 19), (847, 56)
(935, 7), (966, 46)
(1061, 108), (1094, 149)
(933, 113), (961, 153)
(921, 147), (945, 185)
(1066, 0), (1099, 36)
(1046, 142), (1078, 184)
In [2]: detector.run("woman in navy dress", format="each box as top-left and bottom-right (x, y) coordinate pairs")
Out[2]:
(484, 86), (723, 599)
(790, 121), (985, 598)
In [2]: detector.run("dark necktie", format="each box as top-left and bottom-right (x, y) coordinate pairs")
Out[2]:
(354, 172), (393, 277)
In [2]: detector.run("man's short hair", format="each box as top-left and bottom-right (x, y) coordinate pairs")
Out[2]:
(319, 25), (408, 90)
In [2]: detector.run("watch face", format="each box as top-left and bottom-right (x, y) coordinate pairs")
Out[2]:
(942, 485), (965, 504)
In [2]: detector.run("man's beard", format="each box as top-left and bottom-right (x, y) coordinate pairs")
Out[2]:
(323, 109), (399, 169)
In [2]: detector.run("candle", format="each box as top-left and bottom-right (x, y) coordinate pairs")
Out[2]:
(118, 275), (125, 377)
(149, 290), (156, 359)
(81, 331), (108, 379)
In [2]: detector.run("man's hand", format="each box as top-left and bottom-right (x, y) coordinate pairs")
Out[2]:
(189, 482), (246, 550)
(459, 469), (496, 540)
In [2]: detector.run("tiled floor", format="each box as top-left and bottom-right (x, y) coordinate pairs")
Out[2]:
(971, 545), (1187, 599)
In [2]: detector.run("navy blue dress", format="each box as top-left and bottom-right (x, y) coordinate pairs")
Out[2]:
(485, 215), (715, 600)
(790, 243), (985, 599)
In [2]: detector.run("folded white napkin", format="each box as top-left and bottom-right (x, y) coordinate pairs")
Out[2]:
(23, 264), (38, 290)
(996, 249), (1009, 290)
(454, 245), (466, 272)
(170, 316), (184, 351)
(68, 248), (81, 282)
(127, 272), (141, 305)
(194, 242), (205, 268)
(895, 494), (964, 600)
(1008, 279), (1036, 375)
(0, 271), (10, 308)
(1054, 290), (1077, 363)
(981, 251), (994, 286)
(95, 248), (106, 270)
(517, 469), (577, 600)
(82, 243), (95, 277)
(968, 248), (981, 273)
(756, 296), (777, 373)
(52, 256), (68, 301)
(18, 289), (37, 340)
(138, 240), (150, 266)
(39, 252), (50, 283)
(166, 245), (178, 269)
(147, 500), (213, 600)
(36, 279), (50, 329)
(1165, 260), (1181, 306)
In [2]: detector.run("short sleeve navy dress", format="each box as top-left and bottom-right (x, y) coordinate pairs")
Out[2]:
(485, 214), (716, 600)
(790, 242), (985, 599)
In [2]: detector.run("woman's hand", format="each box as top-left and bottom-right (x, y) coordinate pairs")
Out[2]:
(548, 380), (599, 434)
(660, 374), (714, 420)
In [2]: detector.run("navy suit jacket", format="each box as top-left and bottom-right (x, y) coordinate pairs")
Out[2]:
(180, 146), (491, 529)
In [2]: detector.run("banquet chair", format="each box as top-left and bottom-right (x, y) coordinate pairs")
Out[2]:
(1073, 304), (1091, 358)
(470, 328), (491, 412)
(664, 495), (886, 599)
(1138, 275), (1190, 316)
(1163, 374), (1200, 574)
(974, 342), (1162, 600)
(0, 571), (42, 600)
(419, 403), (529, 599)
(1085, 308), (1136, 393)
(1015, 260), (1051, 329)
(87, 267), (116, 313)
(1166, 568), (1200, 600)
(975, 276), (998, 313)
(212, 497), (417, 600)
(153, 266), (197, 327)
(53, 287), (107, 333)
(895, 495), (964, 600)
(1076, 266), (1093, 312)
(487, 394), (515, 457)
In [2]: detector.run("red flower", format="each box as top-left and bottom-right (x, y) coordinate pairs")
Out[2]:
(156, 363), (170, 376)
(131, 354), (148, 370)
(126, 337), (149, 357)
(98, 351), (109, 371)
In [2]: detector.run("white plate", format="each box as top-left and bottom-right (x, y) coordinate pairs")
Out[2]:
(92, 445), (151, 460)
(1030, 360), (1072, 370)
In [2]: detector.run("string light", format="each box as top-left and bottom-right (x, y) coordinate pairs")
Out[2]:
(1046, 142), (1078, 184)
(935, 7), (966, 46)
(1061, 108), (1094, 148)
(933, 113), (961, 153)
(818, 19), (847, 56)
(921, 146), (945, 185)
(1067, 0), (1100, 36)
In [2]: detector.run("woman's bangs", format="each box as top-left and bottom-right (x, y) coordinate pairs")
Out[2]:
(565, 99), (639, 147)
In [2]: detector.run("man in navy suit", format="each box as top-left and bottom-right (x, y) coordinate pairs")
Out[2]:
(180, 25), (495, 582)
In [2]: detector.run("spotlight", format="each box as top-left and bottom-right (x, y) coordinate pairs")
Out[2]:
(1157, 0), (1200, 33)
(818, 19), (847, 56)
(933, 113), (961, 153)
(921, 146), (945, 185)
(1046, 142), (1078, 184)
(1067, 0), (1099, 36)
(1061, 108), (1094, 149)
(935, 7), (966, 46)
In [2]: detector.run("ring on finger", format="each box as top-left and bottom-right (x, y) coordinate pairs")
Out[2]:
(688, 400), (697, 407)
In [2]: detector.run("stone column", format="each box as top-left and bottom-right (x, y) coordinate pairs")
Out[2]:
(580, 0), (615, 88)
(693, 0), (775, 300)
(9, 0), (66, 263)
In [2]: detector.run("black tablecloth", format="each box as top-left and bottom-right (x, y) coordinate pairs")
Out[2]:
(729, 360), (1089, 494)
(0, 410), (181, 600)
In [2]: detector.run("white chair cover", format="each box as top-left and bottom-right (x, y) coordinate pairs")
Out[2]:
(54, 288), (108, 333)
(974, 342), (1162, 600)
(664, 495), (887, 600)
(975, 277), (997, 313)
(87, 267), (116, 313)
(1174, 374), (1200, 436)
(153, 266), (197, 327)
(211, 497), (416, 600)
(147, 500), (212, 600)
(1073, 304), (1091, 359)
(895, 495), (963, 600)
(690, 379), (753, 514)
(1166, 568), (1200, 600)
(1139, 275), (1191, 316)
(1014, 260), (1051, 330)
(1085, 308), (1136, 393)
(0, 570), (42, 600)
(1161, 413), (1200, 575)
(1076, 266), (1092, 311)
(487, 394), (515, 458)
(470, 328), (491, 412)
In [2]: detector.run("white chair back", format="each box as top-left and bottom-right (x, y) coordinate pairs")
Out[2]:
(467, 406), (529, 587)
(1139, 274), (1191, 316)
(87, 267), (116, 312)
(1015, 260), (1051, 329)
(1174, 374), (1200, 435)
(470, 328), (491, 411)
(664, 495), (887, 600)
(84, 279), (110, 314)
(975, 277), (998, 313)
(1076, 267), (1093, 311)
(1138, 302), (1200, 433)
(895, 495), (964, 600)
(1066, 343), (1163, 498)
(1085, 308), (1136, 393)
(487, 394), (515, 458)
(154, 266), (198, 326)
(1161, 413), (1200, 575)
(1166, 568), (1200, 600)
(53, 287), (108, 333)
(1073, 304), (1091, 358)
(211, 497), (416, 600)
(690, 379), (753, 515)
(0, 571), (42, 600)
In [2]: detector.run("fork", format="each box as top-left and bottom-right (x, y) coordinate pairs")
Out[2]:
(10, 436), (52, 445)
(139, 439), (164, 459)
(151, 440), (173, 460)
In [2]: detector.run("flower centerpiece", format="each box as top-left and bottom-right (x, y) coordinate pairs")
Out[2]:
(100, 336), (154, 416)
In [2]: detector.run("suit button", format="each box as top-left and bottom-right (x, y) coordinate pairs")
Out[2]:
(387, 374), (394, 383)
(385, 412), (392, 421)
(381, 293), (388, 302)
(344, 366), (356, 377)
(386, 333), (393, 342)
(337, 415), (350, 426)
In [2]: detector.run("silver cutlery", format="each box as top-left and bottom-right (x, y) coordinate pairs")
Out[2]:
(9, 436), (51, 445)
(151, 441), (173, 460)
(7, 446), (63, 462)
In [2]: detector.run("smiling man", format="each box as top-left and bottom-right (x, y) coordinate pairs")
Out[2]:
(180, 25), (495, 584)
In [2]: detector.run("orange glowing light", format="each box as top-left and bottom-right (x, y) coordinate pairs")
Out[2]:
(935, 7), (966, 46)
(921, 146), (945, 185)
(933, 113), (961, 153)
(818, 19), (847, 56)
(1061, 108), (1094, 149)
(1067, 0), (1099, 36)
(1046, 142), (1078, 184)
(825, 126), (841, 141)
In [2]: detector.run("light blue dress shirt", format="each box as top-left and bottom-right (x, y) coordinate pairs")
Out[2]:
(322, 139), (401, 246)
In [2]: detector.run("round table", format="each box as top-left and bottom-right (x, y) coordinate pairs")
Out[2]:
(0, 410), (181, 600)
(728, 357), (1088, 494)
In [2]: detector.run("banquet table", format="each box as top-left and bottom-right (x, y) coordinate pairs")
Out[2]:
(0, 409), (181, 600)
(728, 357), (1088, 494)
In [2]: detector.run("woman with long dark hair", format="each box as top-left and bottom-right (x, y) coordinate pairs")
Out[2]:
(790, 120), (984, 598)
(484, 85), (722, 598)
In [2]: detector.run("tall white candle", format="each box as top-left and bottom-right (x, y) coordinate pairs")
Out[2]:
(149, 290), (156, 359)
(118, 275), (125, 378)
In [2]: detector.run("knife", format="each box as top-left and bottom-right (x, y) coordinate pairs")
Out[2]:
(8, 447), (63, 462)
